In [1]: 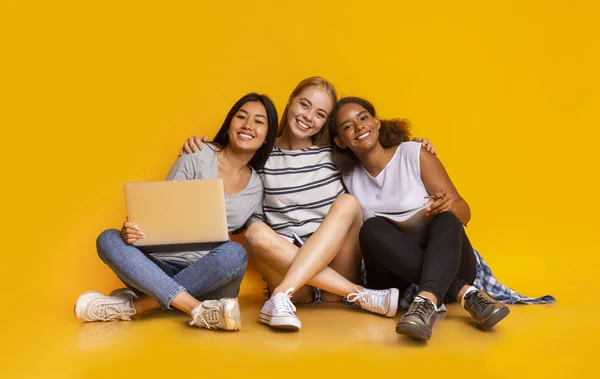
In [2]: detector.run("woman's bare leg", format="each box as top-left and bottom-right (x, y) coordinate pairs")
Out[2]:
(246, 223), (357, 297)
(272, 194), (363, 295)
(320, 219), (362, 302)
(245, 195), (364, 298)
(249, 249), (314, 304)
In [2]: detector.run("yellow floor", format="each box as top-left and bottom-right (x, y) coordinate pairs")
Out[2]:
(2, 214), (596, 379)
(4, 231), (595, 379)
(3, 279), (596, 379)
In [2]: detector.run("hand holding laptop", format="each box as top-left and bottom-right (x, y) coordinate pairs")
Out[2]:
(121, 221), (146, 245)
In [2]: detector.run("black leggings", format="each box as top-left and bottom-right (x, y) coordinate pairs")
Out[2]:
(359, 212), (477, 306)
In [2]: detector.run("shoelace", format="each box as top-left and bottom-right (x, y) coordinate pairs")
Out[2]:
(189, 302), (222, 329)
(473, 293), (494, 308)
(409, 298), (432, 322)
(191, 313), (216, 329)
(346, 288), (386, 312)
(273, 288), (296, 315)
(94, 301), (135, 321)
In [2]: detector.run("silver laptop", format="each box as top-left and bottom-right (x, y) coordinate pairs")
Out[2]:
(124, 178), (229, 251)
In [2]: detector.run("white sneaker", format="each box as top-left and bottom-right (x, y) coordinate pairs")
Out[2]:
(74, 291), (136, 322)
(109, 288), (138, 300)
(347, 287), (399, 317)
(259, 288), (301, 331)
(190, 298), (241, 331)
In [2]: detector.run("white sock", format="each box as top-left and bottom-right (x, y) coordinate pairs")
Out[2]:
(461, 286), (478, 307)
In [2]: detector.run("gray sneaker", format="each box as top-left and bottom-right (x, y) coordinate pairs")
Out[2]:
(463, 290), (510, 329)
(190, 298), (241, 331)
(395, 296), (437, 340)
(74, 291), (136, 322)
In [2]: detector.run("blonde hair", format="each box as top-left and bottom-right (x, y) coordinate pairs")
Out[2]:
(277, 76), (338, 146)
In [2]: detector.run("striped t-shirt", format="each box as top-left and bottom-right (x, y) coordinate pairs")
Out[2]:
(256, 145), (345, 238)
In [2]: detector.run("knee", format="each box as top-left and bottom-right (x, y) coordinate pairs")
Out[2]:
(244, 222), (277, 254)
(96, 229), (122, 261)
(331, 193), (362, 217)
(227, 241), (248, 271)
(431, 212), (462, 232)
(210, 242), (248, 283)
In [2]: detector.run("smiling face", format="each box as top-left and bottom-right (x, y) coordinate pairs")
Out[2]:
(227, 101), (269, 153)
(333, 102), (381, 154)
(285, 86), (334, 141)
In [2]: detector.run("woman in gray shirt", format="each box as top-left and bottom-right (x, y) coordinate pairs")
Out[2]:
(74, 93), (278, 331)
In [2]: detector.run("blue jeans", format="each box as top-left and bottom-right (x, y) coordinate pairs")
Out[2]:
(96, 229), (247, 309)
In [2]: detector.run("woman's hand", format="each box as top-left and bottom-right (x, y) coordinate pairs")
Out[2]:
(413, 137), (436, 155)
(419, 148), (471, 225)
(121, 221), (146, 244)
(179, 136), (209, 156)
(424, 189), (455, 217)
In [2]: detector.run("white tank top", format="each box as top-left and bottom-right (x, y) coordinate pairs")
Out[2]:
(342, 142), (429, 221)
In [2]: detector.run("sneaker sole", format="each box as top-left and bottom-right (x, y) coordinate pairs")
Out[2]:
(478, 305), (510, 329)
(386, 288), (400, 317)
(396, 321), (432, 341)
(259, 313), (301, 331)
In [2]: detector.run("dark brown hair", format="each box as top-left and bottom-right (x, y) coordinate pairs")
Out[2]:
(277, 76), (338, 146)
(328, 97), (411, 174)
(212, 93), (278, 170)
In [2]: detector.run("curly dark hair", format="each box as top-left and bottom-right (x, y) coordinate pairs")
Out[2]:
(328, 97), (411, 174)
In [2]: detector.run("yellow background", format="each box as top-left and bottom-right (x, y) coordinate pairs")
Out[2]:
(1, 0), (598, 378)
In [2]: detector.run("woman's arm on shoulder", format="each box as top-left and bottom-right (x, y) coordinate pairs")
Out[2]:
(413, 137), (436, 155)
(419, 148), (471, 225)
(179, 136), (209, 156)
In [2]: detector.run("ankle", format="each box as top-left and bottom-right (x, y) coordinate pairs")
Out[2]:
(271, 287), (294, 298)
(171, 296), (200, 316)
(417, 292), (438, 309)
(352, 285), (365, 293)
(460, 286), (478, 307)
